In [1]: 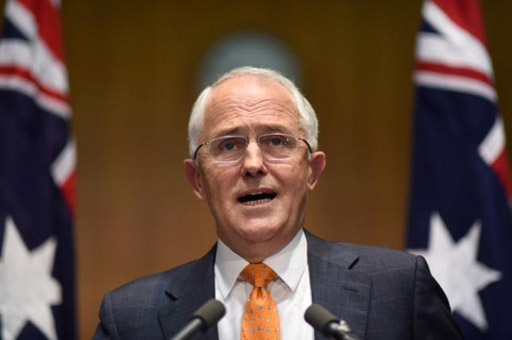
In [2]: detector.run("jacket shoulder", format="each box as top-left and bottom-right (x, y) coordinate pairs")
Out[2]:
(106, 248), (216, 310)
(306, 231), (420, 276)
(343, 242), (418, 272)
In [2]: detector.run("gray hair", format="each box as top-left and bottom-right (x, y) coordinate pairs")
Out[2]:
(187, 66), (319, 157)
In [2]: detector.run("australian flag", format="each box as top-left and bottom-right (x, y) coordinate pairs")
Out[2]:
(0, 0), (76, 339)
(406, 0), (512, 339)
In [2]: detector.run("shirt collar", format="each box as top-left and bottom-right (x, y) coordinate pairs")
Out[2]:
(214, 229), (308, 299)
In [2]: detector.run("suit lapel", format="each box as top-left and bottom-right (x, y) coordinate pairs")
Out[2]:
(156, 233), (371, 340)
(306, 232), (371, 340)
(158, 246), (219, 340)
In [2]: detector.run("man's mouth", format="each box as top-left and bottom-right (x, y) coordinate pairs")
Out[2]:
(237, 191), (277, 206)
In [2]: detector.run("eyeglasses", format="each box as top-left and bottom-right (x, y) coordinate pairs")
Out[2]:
(193, 133), (313, 164)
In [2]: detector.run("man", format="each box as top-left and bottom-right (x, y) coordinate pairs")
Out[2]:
(93, 67), (463, 339)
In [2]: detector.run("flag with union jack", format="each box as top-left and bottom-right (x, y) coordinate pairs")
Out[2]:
(407, 0), (512, 339)
(0, 0), (76, 339)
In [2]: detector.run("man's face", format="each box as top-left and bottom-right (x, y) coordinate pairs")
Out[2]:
(185, 76), (325, 260)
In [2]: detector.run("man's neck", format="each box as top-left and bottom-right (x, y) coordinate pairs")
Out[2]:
(219, 228), (302, 263)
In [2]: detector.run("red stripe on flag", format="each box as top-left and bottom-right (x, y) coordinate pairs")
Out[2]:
(60, 170), (76, 215)
(432, 0), (487, 45)
(17, 0), (64, 62)
(0, 65), (68, 102)
(491, 149), (512, 199)
(416, 61), (494, 86)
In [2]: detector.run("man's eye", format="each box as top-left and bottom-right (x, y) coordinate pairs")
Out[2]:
(266, 136), (288, 147)
(270, 138), (282, 146)
(222, 143), (236, 151)
(218, 139), (240, 152)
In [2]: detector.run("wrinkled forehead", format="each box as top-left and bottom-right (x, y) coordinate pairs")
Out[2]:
(202, 76), (302, 137)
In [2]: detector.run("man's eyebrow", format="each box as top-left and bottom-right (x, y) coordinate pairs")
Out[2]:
(262, 125), (293, 133)
(212, 127), (242, 138)
(213, 125), (294, 138)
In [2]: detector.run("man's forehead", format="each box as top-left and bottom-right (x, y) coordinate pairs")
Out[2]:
(208, 75), (295, 108)
(198, 76), (300, 131)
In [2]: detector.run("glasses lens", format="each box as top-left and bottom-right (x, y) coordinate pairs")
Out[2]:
(209, 136), (246, 162)
(259, 134), (298, 159)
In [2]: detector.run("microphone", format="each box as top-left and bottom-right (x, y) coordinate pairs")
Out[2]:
(170, 299), (226, 340)
(305, 304), (360, 340)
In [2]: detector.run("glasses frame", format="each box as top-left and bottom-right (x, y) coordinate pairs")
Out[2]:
(193, 133), (313, 164)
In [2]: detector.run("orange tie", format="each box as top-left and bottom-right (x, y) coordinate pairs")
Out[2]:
(240, 263), (281, 340)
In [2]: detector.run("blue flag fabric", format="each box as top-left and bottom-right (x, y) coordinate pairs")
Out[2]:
(0, 0), (76, 339)
(407, 0), (512, 339)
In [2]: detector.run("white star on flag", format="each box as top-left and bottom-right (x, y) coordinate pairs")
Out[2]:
(0, 216), (62, 340)
(409, 212), (502, 331)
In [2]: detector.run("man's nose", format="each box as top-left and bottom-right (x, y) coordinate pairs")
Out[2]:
(242, 141), (267, 177)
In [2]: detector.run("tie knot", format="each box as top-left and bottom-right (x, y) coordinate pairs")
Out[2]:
(240, 263), (277, 288)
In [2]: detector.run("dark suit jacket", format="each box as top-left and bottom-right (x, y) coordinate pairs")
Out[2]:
(93, 232), (463, 339)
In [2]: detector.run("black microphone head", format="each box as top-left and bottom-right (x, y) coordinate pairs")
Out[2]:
(304, 303), (339, 335)
(192, 299), (226, 329)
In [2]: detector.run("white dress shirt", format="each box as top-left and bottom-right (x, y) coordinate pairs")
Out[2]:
(215, 229), (314, 340)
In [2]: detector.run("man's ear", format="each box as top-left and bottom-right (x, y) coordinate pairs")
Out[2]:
(308, 151), (326, 190)
(184, 159), (204, 199)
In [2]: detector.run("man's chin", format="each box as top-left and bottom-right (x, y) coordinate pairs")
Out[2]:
(236, 221), (292, 244)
